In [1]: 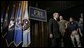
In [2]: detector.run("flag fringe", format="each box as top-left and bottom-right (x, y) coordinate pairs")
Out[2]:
(5, 39), (14, 47)
(2, 32), (7, 38)
(14, 41), (22, 47)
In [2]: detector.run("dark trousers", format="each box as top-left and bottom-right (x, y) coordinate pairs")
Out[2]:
(51, 38), (61, 47)
(63, 32), (73, 47)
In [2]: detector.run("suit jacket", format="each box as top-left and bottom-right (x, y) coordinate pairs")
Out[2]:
(49, 18), (61, 38)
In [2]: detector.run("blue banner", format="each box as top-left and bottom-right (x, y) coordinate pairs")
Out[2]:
(22, 3), (31, 47)
(5, 5), (15, 47)
(2, 7), (9, 38)
(14, 4), (22, 47)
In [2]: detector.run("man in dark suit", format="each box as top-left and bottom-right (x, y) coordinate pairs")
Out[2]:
(48, 12), (61, 47)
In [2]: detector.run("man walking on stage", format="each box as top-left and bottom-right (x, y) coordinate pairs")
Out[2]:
(49, 12), (61, 47)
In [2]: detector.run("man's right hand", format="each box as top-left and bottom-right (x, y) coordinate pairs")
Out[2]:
(50, 34), (53, 38)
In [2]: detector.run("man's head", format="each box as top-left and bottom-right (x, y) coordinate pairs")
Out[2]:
(81, 13), (83, 18)
(53, 12), (59, 20)
(69, 17), (74, 22)
(59, 15), (63, 20)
